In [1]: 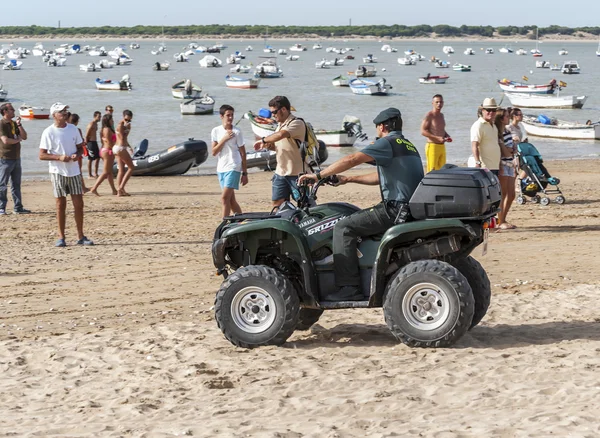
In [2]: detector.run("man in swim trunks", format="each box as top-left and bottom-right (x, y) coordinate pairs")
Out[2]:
(85, 111), (101, 178)
(113, 109), (134, 196)
(420, 94), (451, 172)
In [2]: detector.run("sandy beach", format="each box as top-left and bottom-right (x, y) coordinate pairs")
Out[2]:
(2, 158), (600, 437)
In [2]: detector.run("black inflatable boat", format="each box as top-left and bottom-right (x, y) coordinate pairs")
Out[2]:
(245, 140), (328, 170)
(113, 138), (208, 176)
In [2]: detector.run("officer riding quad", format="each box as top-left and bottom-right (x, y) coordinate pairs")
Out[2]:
(212, 167), (501, 349)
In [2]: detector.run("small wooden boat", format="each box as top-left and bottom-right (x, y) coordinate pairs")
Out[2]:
(19, 105), (50, 119)
(95, 75), (132, 91)
(114, 139), (209, 176)
(504, 92), (587, 109)
(521, 115), (600, 140)
(152, 61), (170, 71)
(349, 78), (391, 96)
(332, 75), (350, 87)
(179, 95), (215, 115)
(225, 75), (260, 89)
(419, 74), (449, 84)
(171, 80), (202, 99)
(452, 63), (471, 72)
(497, 79), (557, 94)
(354, 64), (377, 77)
(80, 63), (101, 72)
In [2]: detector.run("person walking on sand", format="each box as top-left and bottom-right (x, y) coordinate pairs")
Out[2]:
(0, 102), (31, 215)
(89, 114), (118, 196)
(211, 104), (248, 219)
(85, 111), (102, 178)
(39, 103), (93, 247)
(421, 94), (451, 172)
(113, 110), (134, 196)
(253, 96), (305, 208)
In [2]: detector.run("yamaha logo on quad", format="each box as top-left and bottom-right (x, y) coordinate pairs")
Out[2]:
(298, 217), (317, 228)
(307, 216), (346, 235)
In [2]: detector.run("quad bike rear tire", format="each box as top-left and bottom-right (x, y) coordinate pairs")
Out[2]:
(383, 259), (474, 348)
(215, 265), (299, 348)
(296, 309), (324, 331)
(451, 256), (491, 329)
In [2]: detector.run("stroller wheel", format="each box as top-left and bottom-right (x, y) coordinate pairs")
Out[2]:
(532, 195), (541, 204)
(516, 196), (526, 205)
(555, 196), (566, 205)
(540, 197), (550, 206)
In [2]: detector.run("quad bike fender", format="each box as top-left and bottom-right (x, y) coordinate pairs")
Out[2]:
(218, 219), (320, 306)
(369, 219), (476, 306)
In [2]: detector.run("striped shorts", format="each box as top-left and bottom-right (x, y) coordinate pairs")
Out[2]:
(50, 173), (84, 198)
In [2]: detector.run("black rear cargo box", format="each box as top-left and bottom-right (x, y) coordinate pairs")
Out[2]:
(409, 167), (501, 219)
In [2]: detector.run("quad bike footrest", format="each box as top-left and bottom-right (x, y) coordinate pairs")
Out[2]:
(319, 300), (370, 309)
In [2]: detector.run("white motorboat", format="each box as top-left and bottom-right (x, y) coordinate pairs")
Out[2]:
(263, 46), (275, 53)
(499, 46), (513, 53)
(89, 47), (107, 57)
(173, 53), (188, 62)
(179, 95), (215, 115)
(95, 75), (132, 91)
(442, 46), (454, 54)
(254, 58), (283, 78)
(332, 75), (350, 87)
(47, 57), (67, 67)
(355, 64), (377, 77)
(98, 59), (115, 69)
(19, 105), (49, 119)
(229, 64), (252, 73)
(397, 57), (416, 65)
(130, 43), (140, 49)
(464, 48), (475, 55)
(199, 55), (222, 68)
(452, 63), (471, 72)
(536, 60), (551, 68)
(504, 92), (587, 109)
(515, 48), (527, 55)
(558, 49), (568, 55)
(362, 54), (377, 63)
(485, 48), (494, 54)
(80, 62), (101, 72)
(2, 60), (22, 70)
(550, 64), (562, 71)
(315, 59), (331, 69)
(419, 74), (449, 84)
(278, 49), (287, 55)
(435, 60), (450, 68)
(349, 78), (391, 96)
(152, 61), (170, 71)
(225, 75), (260, 89)
(289, 44), (307, 52)
(521, 115), (600, 140)
(0, 84), (8, 101)
(171, 79), (202, 99)
(245, 45), (253, 51)
(285, 55), (299, 61)
(561, 60), (580, 74)
(313, 43), (322, 50)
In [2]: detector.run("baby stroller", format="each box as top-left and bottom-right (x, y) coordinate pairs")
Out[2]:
(516, 142), (565, 206)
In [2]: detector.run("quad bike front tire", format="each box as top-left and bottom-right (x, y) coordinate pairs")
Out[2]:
(383, 259), (474, 348)
(215, 265), (299, 348)
(451, 256), (491, 329)
(296, 309), (324, 331)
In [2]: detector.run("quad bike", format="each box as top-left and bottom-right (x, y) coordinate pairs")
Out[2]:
(212, 166), (501, 349)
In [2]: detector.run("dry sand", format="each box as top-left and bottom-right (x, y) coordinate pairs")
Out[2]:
(1, 158), (600, 437)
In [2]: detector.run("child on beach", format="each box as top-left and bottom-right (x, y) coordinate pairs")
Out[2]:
(211, 104), (248, 219)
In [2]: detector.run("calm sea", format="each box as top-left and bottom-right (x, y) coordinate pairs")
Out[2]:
(2, 38), (599, 178)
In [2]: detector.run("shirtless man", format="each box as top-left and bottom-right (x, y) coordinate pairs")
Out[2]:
(420, 94), (451, 172)
(113, 109), (134, 196)
(85, 111), (101, 178)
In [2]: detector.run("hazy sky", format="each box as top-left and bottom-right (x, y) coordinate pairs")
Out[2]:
(3, 0), (599, 28)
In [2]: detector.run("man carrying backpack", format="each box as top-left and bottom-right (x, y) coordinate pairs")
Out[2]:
(253, 96), (305, 208)
(299, 108), (424, 301)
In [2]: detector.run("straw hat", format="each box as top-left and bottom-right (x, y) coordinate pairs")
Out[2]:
(481, 97), (498, 110)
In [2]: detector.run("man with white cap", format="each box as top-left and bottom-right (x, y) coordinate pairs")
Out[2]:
(39, 102), (93, 247)
(470, 97), (500, 175)
(299, 108), (424, 301)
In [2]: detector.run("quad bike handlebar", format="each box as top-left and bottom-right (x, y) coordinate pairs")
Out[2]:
(296, 174), (339, 210)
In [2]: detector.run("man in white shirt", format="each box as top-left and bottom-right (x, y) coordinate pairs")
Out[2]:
(39, 103), (93, 247)
(211, 104), (248, 218)
(470, 97), (500, 176)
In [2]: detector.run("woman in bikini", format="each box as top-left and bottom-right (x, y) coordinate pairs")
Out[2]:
(113, 110), (134, 196)
(90, 114), (118, 196)
(494, 108), (517, 230)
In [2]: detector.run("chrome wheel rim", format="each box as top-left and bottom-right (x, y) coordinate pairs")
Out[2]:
(231, 287), (276, 334)
(402, 282), (451, 330)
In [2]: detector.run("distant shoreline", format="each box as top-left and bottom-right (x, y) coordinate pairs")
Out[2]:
(1, 34), (600, 44)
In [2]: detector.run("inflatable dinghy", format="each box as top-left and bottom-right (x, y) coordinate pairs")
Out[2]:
(113, 138), (208, 176)
(245, 140), (328, 170)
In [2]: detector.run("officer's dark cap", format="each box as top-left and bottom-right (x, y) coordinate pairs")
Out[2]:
(373, 108), (401, 125)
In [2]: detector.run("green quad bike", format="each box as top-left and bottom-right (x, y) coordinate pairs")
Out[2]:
(212, 166), (501, 349)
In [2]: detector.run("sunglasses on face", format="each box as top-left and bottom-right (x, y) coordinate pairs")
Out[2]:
(271, 108), (281, 115)
(484, 109), (497, 113)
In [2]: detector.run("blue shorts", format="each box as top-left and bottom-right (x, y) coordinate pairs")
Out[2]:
(218, 171), (241, 190)
(272, 174), (298, 201)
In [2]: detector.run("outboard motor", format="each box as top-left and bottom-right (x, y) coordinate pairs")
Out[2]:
(342, 115), (368, 142)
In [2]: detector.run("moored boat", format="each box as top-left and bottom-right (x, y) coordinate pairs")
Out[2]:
(171, 79), (202, 99)
(354, 64), (377, 77)
(0, 84), (8, 101)
(452, 63), (471, 72)
(497, 78), (557, 94)
(19, 105), (50, 119)
(561, 60), (580, 74)
(179, 95), (215, 115)
(80, 62), (101, 72)
(332, 75), (350, 87)
(114, 138), (209, 176)
(419, 74), (449, 84)
(152, 61), (170, 71)
(254, 58), (283, 78)
(225, 75), (260, 89)
(521, 115), (600, 140)
(95, 75), (132, 91)
(349, 78), (391, 96)
(3, 60), (23, 70)
(198, 55), (223, 68)
(504, 92), (587, 109)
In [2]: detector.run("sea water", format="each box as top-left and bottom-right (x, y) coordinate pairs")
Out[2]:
(2, 38), (599, 179)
